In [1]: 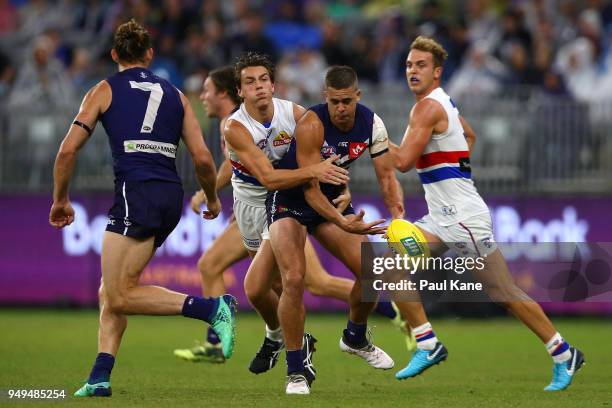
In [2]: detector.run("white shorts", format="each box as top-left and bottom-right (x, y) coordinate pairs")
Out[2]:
(415, 212), (497, 258)
(233, 197), (269, 251)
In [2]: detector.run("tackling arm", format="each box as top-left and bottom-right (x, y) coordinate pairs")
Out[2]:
(223, 119), (348, 191)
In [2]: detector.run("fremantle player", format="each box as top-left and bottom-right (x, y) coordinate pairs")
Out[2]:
(389, 36), (584, 391)
(222, 53), (352, 373)
(267, 66), (405, 394)
(49, 20), (236, 397)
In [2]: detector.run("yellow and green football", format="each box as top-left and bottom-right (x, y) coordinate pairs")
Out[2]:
(386, 219), (430, 258)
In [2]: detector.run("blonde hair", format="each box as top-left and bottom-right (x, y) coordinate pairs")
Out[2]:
(410, 36), (448, 67)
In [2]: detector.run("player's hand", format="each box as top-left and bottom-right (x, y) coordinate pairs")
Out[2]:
(332, 189), (351, 213)
(340, 209), (386, 235)
(313, 155), (349, 185)
(203, 196), (221, 220)
(49, 200), (75, 228)
(190, 190), (206, 214)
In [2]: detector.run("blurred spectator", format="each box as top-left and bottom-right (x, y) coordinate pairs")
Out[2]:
(320, 20), (351, 66)
(150, 32), (183, 88)
(493, 7), (533, 65)
(227, 10), (278, 62)
(277, 46), (326, 101)
(504, 43), (540, 86)
(7, 35), (76, 187)
(265, 1), (321, 53)
(0, 0), (17, 34)
(447, 41), (508, 98)
(0, 48), (14, 100)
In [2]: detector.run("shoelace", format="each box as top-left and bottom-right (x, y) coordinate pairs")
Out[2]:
(303, 336), (316, 377)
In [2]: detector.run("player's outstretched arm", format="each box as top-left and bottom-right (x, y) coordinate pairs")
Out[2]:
(50, 81), (110, 228)
(370, 114), (404, 219)
(459, 115), (476, 153)
(180, 92), (220, 219)
(373, 153), (404, 219)
(297, 112), (385, 235)
(223, 118), (348, 191)
(389, 98), (441, 173)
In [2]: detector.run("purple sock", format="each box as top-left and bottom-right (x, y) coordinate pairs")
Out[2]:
(88, 353), (115, 384)
(343, 320), (367, 348)
(286, 349), (304, 375)
(182, 296), (219, 323)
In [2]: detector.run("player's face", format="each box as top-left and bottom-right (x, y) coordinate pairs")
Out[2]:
(405, 49), (442, 95)
(238, 66), (274, 108)
(325, 86), (361, 128)
(200, 77), (220, 119)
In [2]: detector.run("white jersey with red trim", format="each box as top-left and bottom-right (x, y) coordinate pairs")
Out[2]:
(415, 87), (488, 226)
(227, 98), (296, 206)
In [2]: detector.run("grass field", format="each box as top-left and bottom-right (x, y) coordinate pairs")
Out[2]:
(1, 310), (610, 407)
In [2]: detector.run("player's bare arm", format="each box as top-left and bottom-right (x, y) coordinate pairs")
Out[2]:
(50, 80), (111, 228)
(389, 98), (445, 173)
(224, 118), (348, 190)
(297, 111), (385, 235)
(459, 115), (476, 153)
(332, 184), (352, 213)
(372, 152), (405, 219)
(190, 117), (233, 213)
(180, 92), (220, 219)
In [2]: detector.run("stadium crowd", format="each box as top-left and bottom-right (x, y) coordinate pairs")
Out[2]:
(0, 0), (611, 105)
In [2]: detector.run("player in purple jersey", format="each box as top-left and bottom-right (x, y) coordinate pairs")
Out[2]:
(49, 20), (236, 397)
(267, 66), (405, 394)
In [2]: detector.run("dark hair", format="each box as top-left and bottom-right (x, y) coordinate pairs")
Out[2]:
(113, 19), (152, 64)
(325, 66), (358, 89)
(234, 52), (275, 88)
(209, 66), (241, 105)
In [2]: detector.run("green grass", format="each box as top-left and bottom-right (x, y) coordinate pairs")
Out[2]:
(0, 310), (610, 407)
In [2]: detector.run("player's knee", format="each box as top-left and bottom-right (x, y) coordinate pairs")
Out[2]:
(106, 292), (128, 314)
(282, 271), (305, 293)
(197, 255), (219, 279)
(244, 280), (265, 304)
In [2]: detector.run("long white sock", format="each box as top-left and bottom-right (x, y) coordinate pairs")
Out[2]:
(546, 332), (571, 363)
(265, 325), (283, 343)
(412, 322), (438, 351)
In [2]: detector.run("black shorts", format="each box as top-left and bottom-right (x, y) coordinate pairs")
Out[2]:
(106, 180), (184, 248)
(266, 190), (355, 234)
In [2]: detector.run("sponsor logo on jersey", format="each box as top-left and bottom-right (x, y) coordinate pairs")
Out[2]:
(349, 142), (367, 159)
(272, 131), (292, 147)
(124, 140), (177, 158)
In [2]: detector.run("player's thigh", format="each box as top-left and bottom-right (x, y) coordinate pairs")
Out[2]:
(413, 215), (449, 257)
(101, 231), (155, 294)
(269, 217), (307, 279)
(471, 248), (528, 301)
(303, 236), (329, 281)
(313, 222), (366, 277)
(199, 220), (249, 272)
(244, 240), (280, 296)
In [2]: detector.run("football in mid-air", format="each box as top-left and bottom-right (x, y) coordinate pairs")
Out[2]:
(386, 219), (430, 258)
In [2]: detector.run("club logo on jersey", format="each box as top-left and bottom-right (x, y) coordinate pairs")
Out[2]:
(321, 146), (336, 156)
(349, 142), (367, 159)
(124, 140), (177, 158)
(139, 72), (147, 79)
(441, 205), (457, 216)
(338, 141), (349, 147)
(272, 131), (292, 147)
